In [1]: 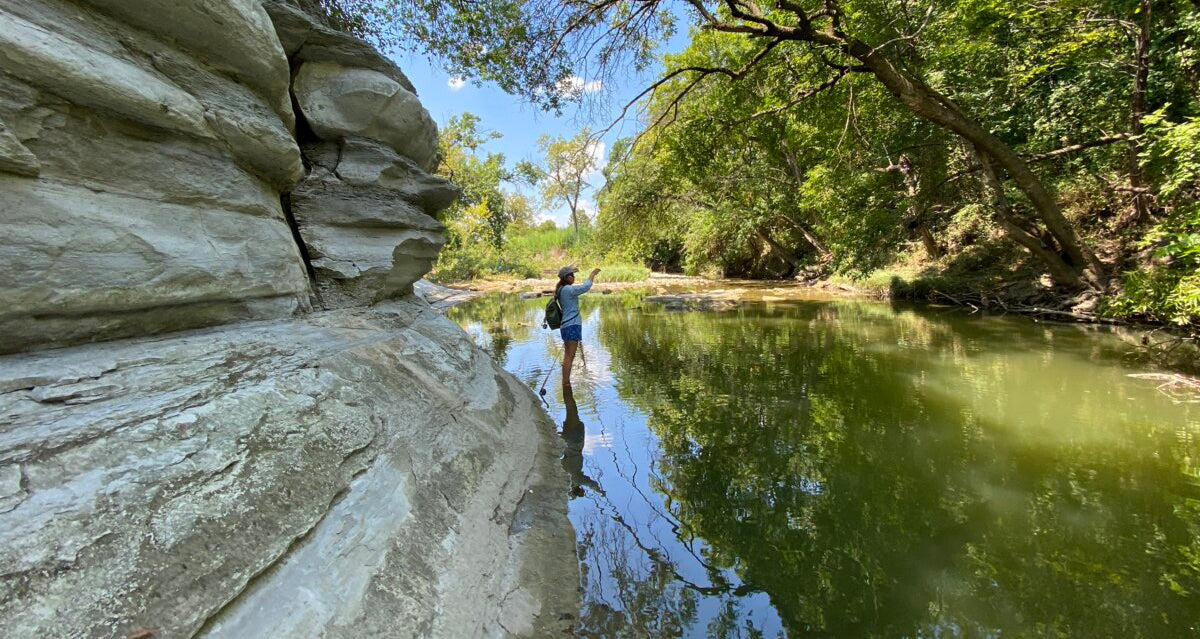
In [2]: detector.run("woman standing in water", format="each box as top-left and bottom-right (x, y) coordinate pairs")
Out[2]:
(555, 265), (600, 387)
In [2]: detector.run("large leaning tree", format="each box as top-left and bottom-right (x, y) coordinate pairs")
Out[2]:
(328, 0), (1192, 291)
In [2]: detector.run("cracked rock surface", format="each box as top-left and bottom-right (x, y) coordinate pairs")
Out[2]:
(0, 298), (578, 638)
(0, 1), (577, 635)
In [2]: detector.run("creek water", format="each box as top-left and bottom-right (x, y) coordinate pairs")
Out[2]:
(448, 290), (1199, 638)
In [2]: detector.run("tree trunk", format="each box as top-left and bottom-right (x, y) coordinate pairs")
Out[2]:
(753, 227), (803, 276)
(568, 190), (580, 233)
(777, 142), (833, 260)
(975, 147), (1083, 286)
(794, 219), (832, 259)
(1121, 0), (1153, 227)
(833, 37), (1105, 290)
(898, 154), (944, 259)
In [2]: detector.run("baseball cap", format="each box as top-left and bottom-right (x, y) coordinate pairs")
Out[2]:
(557, 265), (579, 279)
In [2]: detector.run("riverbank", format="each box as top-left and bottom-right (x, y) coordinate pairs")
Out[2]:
(434, 272), (875, 301)
(432, 270), (1198, 373)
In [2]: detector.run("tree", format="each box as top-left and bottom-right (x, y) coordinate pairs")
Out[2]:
(438, 112), (532, 249)
(332, 0), (1199, 311)
(536, 129), (599, 234)
(346, 0), (1189, 291)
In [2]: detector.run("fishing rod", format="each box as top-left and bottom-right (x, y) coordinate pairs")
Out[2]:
(538, 360), (556, 397)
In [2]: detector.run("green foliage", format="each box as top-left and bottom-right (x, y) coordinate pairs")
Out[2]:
(339, 0), (1200, 324)
(587, 0), (1200, 312)
(430, 239), (539, 282)
(535, 130), (599, 233)
(438, 113), (532, 250)
(434, 112), (549, 278)
(506, 225), (589, 257)
(1108, 114), (1200, 326)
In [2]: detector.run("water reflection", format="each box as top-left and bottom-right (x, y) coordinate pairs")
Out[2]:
(562, 385), (603, 498)
(450, 293), (1200, 638)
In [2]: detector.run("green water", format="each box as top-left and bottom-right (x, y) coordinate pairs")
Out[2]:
(449, 292), (1200, 638)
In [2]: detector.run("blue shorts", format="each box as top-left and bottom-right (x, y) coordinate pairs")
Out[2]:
(560, 324), (582, 342)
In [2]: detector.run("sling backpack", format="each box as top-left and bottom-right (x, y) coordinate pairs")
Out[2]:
(543, 288), (564, 329)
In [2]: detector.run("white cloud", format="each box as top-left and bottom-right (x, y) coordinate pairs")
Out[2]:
(447, 77), (466, 91)
(537, 208), (571, 227)
(586, 140), (606, 166)
(555, 75), (603, 97)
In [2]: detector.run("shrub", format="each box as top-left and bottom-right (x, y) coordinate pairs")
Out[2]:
(1105, 114), (1200, 329)
(596, 264), (650, 282)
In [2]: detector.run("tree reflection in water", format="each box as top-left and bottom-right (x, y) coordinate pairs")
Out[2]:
(453, 293), (1200, 638)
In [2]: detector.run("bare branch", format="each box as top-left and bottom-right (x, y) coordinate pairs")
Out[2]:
(741, 66), (849, 122)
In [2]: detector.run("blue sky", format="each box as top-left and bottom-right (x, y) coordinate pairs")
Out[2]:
(386, 26), (691, 226)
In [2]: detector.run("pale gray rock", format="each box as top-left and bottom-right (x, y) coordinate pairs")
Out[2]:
(0, 1), (311, 351)
(75, 0), (296, 125)
(293, 62), (440, 171)
(292, 172), (447, 231)
(0, 4), (572, 637)
(204, 107), (304, 189)
(289, 139), (457, 308)
(0, 119), (37, 176)
(260, 0), (418, 93)
(0, 10), (212, 140)
(0, 464), (24, 513)
(0, 299), (578, 639)
(0, 176), (310, 353)
(299, 224), (446, 306)
(334, 138), (460, 215)
(13, 95), (285, 218)
(414, 279), (479, 310)
(0, 0), (302, 189)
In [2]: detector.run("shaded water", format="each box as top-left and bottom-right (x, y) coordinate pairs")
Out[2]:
(448, 292), (1200, 638)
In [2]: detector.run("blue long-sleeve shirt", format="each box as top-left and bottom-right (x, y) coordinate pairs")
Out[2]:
(557, 277), (593, 328)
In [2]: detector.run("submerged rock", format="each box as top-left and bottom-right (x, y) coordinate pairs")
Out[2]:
(644, 293), (741, 312)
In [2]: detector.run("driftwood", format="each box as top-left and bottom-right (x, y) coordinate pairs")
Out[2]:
(926, 289), (1125, 324)
(1128, 373), (1200, 403)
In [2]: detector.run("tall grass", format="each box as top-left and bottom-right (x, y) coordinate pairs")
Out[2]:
(506, 227), (590, 256)
(432, 224), (651, 282)
(596, 264), (650, 282)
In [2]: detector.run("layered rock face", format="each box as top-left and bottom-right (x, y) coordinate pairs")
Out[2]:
(0, 0), (457, 353)
(0, 1), (576, 637)
(266, 0), (455, 308)
(0, 0), (309, 354)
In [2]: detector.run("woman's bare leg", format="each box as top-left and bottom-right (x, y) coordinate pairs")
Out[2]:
(562, 340), (578, 387)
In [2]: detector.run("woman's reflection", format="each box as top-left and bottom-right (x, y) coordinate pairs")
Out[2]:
(561, 385), (603, 498)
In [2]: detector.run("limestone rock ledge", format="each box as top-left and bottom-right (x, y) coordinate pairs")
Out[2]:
(0, 297), (578, 638)
(0, 0), (309, 354)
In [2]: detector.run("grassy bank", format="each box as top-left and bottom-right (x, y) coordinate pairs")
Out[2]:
(431, 225), (650, 284)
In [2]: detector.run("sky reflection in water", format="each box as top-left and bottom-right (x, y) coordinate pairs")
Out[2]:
(450, 292), (1200, 638)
